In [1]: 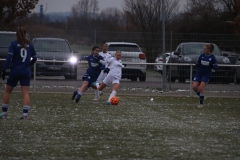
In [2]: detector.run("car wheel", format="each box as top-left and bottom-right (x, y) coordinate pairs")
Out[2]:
(130, 76), (137, 81)
(178, 76), (185, 83)
(139, 73), (146, 82)
(166, 69), (176, 82)
(236, 78), (240, 84)
(65, 75), (77, 80)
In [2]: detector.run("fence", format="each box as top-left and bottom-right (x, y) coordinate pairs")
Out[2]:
(0, 59), (239, 97)
(0, 30), (240, 97)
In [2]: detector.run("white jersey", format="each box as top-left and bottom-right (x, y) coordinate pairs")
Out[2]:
(96, 52), (112, 83)
(99, 52), (112, 68)
(107, 57), (125, 79)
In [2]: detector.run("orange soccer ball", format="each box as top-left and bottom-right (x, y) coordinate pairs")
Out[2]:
(110, 96), (120, 105)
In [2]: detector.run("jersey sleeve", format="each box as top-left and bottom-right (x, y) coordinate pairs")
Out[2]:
(212, 55), (218, 70)
(2, 43), (14, 71)
(195, 55), (202, 67)
(107, 57), (114, 64)
(30, 43), (37, 58)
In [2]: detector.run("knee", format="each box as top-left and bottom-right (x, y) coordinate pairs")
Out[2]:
(192, 85), (198, 91)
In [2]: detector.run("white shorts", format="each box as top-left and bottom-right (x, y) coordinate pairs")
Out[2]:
(103, 75), (120, 86)
(96, 71), (107, 83)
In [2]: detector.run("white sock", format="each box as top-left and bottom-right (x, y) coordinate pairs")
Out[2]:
(108, 90), (117, 102)
(95, 90), (100, 99)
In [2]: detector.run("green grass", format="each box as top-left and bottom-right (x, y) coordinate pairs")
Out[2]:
(0, 93), (239, 159)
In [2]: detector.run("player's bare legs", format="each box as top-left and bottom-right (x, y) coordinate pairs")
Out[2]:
(98, 82), (107, 91)
(21, 86), (30, 119)
(194, 82), (206, 108)
(1, 85), (13, 118)
(78, 81), (89, 93)
(107, 83), (119, 103)
(21, 86), (30, 105)
(3, 85), (13, 104)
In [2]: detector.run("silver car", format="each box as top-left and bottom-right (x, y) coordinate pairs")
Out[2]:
(154, 52), (171, 75)
(106, 42), (147, 81)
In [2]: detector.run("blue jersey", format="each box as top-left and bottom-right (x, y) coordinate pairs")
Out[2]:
(195, 53), (218, 75)
(4, 40), (37, 75)
(83, 54), (105, 78)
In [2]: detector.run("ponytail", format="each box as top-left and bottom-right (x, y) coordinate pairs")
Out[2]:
(16, 27), (29, 49)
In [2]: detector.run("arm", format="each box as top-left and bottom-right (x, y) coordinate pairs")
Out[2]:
(98, 56), (107, 65)
(195, 56), (201, 67)
(210, 57), (218, 70)
(1, 53), (13, 80)
(2, 53), (13, 72)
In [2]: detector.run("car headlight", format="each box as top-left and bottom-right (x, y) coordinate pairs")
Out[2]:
(68, 56), (78, 64)
(236, 60), (240, 65)
(184, 56), (192, 62)
(222, 57), (230, 64)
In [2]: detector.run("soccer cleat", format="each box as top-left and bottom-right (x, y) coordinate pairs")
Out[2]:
(106, 102), (111, 105)
(93, 98), (100, 101)
(0, 113), (7, 119)
(20, 115), (28, 120)
(75, 95), (81, 103)
(198, 104), (204, 108)
(71, 91), (78, 101)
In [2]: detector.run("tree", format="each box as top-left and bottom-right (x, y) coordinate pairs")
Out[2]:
(123, 0), (179, 62)
(0, 0), (39, 28)
(225, 0), (240, 34)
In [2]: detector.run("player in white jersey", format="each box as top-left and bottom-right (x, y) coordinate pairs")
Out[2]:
(93, 43), (112, 100)
(96, 50), (125, 104)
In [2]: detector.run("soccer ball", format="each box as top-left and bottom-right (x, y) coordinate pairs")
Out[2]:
(110, 96), (120, 105)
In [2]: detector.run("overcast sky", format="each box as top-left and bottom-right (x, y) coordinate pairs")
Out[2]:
(33, 0), (186, 13)
(33, 0), (125, 13)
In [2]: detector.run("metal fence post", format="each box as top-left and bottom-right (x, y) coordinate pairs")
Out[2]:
(169, 31), (173, 90)
(33, 62), (36, 92)
(162, 0), (167, 92)
(189, 64), (193, 97)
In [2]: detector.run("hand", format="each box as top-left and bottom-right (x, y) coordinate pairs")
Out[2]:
(1, 71), (6, 80)
(104, 68), (110, 74)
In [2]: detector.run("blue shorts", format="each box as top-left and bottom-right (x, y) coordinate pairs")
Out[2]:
(82, 74), (98, 87)
(193, 72), (211, 84)
(7, 72), (31, 87)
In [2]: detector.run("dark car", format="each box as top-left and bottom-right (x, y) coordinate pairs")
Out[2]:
(32, 37), (78, 79)
(168, 42), (234, 83)
(0, 31), (31, 75)
(235, 55), (240, 83)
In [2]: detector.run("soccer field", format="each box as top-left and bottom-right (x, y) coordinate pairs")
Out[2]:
(0, 93), (239, 160)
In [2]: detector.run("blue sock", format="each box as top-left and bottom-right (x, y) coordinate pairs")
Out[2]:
(2, 104), (9, 114)
(77, 91), (82, 98)
(200, 94), (204, 104)
(195, 91), (200, 96)
(23, 106), (29, 116)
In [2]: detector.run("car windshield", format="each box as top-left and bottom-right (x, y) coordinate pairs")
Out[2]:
(108, 44), (141, 52)
(34, 40), (71, 52)
(182, 44), (221, 55)
(0, 34), (16, 47)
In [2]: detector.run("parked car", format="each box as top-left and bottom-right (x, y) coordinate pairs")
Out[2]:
(154, 52), (171, 75)
(168, 42), (234, 83)
(235, 55), (240, 83)
(106, 42), (146, 81)
(0, 31), (30, 75)
(32, 37), (78, 79)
